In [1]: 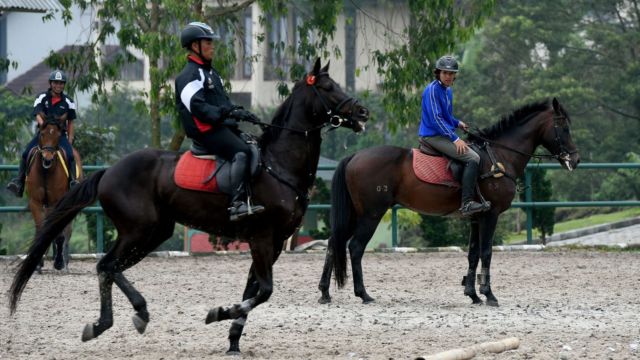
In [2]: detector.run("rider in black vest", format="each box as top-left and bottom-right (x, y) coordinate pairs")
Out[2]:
(6, 69), (79, 198)
(175, 22), (264, 221)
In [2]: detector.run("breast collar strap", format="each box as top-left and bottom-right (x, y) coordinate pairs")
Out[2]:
(476, 142), (518, 185)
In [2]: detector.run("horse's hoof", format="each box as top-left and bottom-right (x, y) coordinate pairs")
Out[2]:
(81, 324), (95, 342)
(471, 297), (483, 305)
(132, 314), (148, 334)
(486, 299), (499, 307)
(225, 350), (241, 356)
(318, 295), (332, 304)
(53, 259), (64, 270)
(361, 296), (375, 304)
(205, 307), (221, 324)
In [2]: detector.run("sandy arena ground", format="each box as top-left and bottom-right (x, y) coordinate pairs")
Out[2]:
(1, 251), (639, 359)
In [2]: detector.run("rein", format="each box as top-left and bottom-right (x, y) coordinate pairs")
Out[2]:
(246, 73), (358, 137)
(466, 112), (577, 161)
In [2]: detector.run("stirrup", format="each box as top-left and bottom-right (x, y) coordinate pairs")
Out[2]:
(228, 201), (265, 222)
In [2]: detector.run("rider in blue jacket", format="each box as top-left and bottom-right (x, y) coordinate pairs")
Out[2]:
(419, 55), (489, 216)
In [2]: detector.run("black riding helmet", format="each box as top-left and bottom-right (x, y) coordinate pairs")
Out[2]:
(180, 22), (219, 49)
(434, 55), (459, 73)
(49, 69), (67, 83)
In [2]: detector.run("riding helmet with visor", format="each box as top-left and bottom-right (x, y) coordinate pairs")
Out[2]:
(49, 70), (67, 83)
(180, 22), (220, 49)
(435, 55), (459, 73)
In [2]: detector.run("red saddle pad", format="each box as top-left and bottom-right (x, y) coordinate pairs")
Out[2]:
(174, 151), (220, 193)
(412, 149), (460, 188)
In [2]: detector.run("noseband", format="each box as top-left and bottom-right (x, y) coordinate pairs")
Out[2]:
(307, 72), (360, 129)
(551, 113), (578, 162)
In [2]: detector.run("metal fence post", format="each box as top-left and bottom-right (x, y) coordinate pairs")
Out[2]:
(525, 169), (533, 244)
(96, 212), (104, 253)
(391, 206), (398, 247)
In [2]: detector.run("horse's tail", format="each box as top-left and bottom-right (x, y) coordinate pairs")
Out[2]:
(9, 169), (106, 315)
(330, 154), (356, 288)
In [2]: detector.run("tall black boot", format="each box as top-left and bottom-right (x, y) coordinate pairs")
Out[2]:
(459, 161), (489, 216)
(6, 158), (27, 198)
(68, 157), (79, 187)
(228, 152), (264, 221)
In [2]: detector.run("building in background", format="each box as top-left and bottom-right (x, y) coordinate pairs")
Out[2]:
(1, 1), (408, 110)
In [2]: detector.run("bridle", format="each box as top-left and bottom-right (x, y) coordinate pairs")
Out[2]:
(248, 72), (362, 136)
(37, 119), (62, 169)
(468, 109), (577, 162)
(307, 72), (361, 130)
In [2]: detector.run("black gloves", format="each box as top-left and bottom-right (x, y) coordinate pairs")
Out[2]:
(228, 108), (261, 124)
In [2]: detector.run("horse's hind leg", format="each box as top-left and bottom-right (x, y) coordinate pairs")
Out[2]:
(349, 216), (382, 303)
(318, 247), (334, 303)
(82, 269), (115, 341)
(114, 272), (149, 334)
(462, 220), (483, 305)
(82, 222), (174, 341)
(53, 234), (65, 270)
(478, 213), (499, 307)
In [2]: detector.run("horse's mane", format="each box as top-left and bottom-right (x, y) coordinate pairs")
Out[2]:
(258, 82), (302, 147)
(468, 100), (550, 141)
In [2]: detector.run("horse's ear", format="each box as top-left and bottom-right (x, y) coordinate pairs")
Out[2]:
(312, 58), (321, 75)
(552, 97), (560, 112)
(320, 60), (330, 73)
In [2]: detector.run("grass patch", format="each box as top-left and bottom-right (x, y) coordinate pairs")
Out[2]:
(505, 207), (640, 244)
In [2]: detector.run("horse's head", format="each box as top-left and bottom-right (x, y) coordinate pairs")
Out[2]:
(301, 58), (369, 132)
(540, 98), (580, 171)
(37, 113), (65, 168)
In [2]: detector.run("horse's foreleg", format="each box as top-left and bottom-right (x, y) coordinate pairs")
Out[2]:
(206, 242), (274, 354)
(463, 220), (483, 304)
(222, 265), (260, 355)
(349, 217), (380, 304)
(478, 213), (499, 307)
(82, 272), (114, 341)
(113, 272), (149, 334)
(318, 247), (334, 304)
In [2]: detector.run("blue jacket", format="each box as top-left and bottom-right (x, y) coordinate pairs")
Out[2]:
(418, 80), (460, 142)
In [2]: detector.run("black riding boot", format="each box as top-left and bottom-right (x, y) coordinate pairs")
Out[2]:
(6, 158), (27, 198)
(459, 161), (490, 217)
(228, 152), (264, 222)
(68, 158), (79, 187)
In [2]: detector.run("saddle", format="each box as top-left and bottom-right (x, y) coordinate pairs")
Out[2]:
(174, 134), (261, 193)
(414, 138), (510, 189)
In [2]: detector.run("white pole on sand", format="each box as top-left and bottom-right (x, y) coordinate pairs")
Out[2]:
(416, 337), (520, 360)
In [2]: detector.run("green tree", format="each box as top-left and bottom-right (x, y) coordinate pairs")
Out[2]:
(519, 167), (555, 243)
(456, 0), (640, 202)
(49, 0), (495, 151)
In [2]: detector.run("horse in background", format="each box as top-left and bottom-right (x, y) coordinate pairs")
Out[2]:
(319, 98), (580, 307)
(26, 113), (83, 271)
(10, 59), (369, 355)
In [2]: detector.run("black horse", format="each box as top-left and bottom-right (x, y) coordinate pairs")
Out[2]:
(318, 98), (579, 306)
(9, 59), (369, 355)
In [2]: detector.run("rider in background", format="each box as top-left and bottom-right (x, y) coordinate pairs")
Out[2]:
(175, 21), (264, 221)
(418, 55), (489, 217)
(6, 70), (79, 198)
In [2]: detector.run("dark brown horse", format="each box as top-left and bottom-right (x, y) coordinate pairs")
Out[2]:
(27, 114), (83, 271)
(9, 59), (369, 355)
(318, 98), (580, 306)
